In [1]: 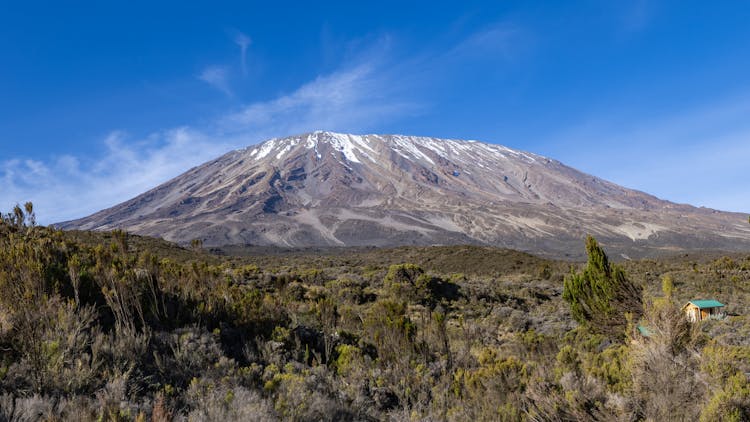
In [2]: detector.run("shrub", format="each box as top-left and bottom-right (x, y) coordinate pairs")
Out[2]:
(563, 236), (643, 341)
(185, 382), (277, 422)
(700, 373), (750, 422)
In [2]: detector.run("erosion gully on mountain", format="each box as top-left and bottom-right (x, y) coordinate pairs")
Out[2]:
(60, 131), (750, 260)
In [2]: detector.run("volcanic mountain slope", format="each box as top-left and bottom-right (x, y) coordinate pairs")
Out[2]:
(61, 131), (750, 259)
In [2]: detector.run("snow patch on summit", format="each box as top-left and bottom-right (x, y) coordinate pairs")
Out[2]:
(254, 139), (278, 160)
(391, 135), (435, 165)
(302, 131), (376, 163)
(328, 133), (364, 163)
(276, 144), (292, 159)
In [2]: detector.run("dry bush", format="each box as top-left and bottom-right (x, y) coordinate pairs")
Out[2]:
(4, 297), (101, 395)
(153, 326), (226, 388)
(4, 209), (750, 421)
(525, 364), (630, 422)
(185, 382), (277, 421)
(629, 299), (706, 420)
(0, 394), (59, 422)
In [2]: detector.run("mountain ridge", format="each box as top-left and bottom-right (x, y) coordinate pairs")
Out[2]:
(59, 131), (750, 259)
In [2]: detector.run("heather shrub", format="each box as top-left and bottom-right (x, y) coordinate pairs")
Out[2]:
(185, 382), (277, 422)
(0, 209), (748, 420)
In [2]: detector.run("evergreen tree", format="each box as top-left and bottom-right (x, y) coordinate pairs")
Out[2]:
(563, 235), (643, 340)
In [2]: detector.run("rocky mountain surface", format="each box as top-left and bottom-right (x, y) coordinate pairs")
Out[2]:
(60, 131), (750, 259)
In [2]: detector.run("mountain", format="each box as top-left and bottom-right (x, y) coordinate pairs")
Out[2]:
(60, 131), (750, 259)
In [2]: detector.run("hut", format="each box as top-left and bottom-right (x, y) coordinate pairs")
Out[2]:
(682, 299), (725, 322)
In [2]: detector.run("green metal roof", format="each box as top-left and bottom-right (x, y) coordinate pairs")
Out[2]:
(637, 325), (652, 337)
(687, 299), (725, 309)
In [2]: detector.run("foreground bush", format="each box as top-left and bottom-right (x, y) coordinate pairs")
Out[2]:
(1, 208), (749, 420)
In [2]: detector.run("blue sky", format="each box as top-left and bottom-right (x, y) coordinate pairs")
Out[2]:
(2, 1), (750, 223)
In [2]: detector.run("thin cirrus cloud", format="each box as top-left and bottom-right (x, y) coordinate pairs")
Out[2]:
(199, 30), (251, 95)
(7, 20), (744, 225)
(233, 31), (252, 76)
(0, 24), (569, 224)
(198, 65), (232, 96)
(0, 38), (417, 224)
(444, 22), (522, 60)
(0, 129), (234, 224)
(222, 63), (419, 138)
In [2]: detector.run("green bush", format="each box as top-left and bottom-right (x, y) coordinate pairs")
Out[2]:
(563, 236), (643, 341)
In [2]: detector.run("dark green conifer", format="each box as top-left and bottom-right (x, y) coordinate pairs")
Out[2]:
(563, 235), (643, 340)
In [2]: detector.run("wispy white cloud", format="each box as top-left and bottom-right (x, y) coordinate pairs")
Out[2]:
(0, 128), (234, 223)
(233, 31), (252, 76)
(0, 24), (532, 224)
(222, 62), (418, 138)
(0, 36), (421, 224)
(198, 65), (232, 96)
(445, 23), (522, 60)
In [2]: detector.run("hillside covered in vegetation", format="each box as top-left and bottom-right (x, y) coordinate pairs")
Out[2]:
(1, 205), (750, 421)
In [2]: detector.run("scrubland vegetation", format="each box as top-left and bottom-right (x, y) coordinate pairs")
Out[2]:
(1, 204), (750, 421)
